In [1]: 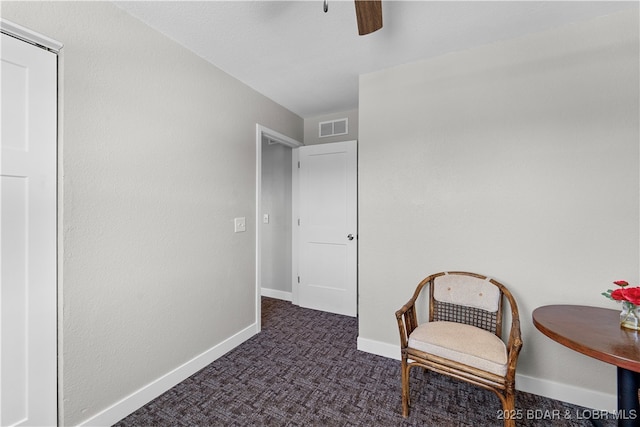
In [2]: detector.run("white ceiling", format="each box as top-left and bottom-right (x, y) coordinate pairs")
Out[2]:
(114, 1), (637, 118)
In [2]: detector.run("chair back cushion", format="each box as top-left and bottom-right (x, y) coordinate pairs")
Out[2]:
(434, 273), (500, 312)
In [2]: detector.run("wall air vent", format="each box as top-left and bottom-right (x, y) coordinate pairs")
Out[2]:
(319, 118), (348, 138)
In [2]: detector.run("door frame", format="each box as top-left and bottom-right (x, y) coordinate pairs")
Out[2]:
(0, 20), (63, 53)
(255, 124), (302, 332)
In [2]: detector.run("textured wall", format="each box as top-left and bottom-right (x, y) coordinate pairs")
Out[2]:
(358, 9), (639, 408)
(1, 2), (302, 425)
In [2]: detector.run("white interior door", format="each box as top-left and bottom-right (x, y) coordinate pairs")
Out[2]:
(1, 32), (57, 426)
(297, 140), (357, 317)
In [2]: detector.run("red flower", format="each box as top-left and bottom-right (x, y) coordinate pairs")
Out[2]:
(611, 287), (640, 305)
(611, 289), (627, 301)
(614, 280), (630, 287)
(623, 287), (640, 305)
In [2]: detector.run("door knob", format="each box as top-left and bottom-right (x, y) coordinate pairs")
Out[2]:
(347, 234), (354, 241)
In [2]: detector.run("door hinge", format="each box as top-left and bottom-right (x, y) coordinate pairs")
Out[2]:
(297, 161), (300, 169)
(297, 276), (300, 283)
(297, 218), (300, 226)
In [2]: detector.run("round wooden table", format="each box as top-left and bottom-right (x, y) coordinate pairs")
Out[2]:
(533, 305), (640, 427)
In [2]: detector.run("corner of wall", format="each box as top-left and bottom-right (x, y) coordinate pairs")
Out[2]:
(78, 324), (258, 427)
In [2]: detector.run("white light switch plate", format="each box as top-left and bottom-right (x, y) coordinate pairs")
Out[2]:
(263, 214), (269, 224)
(234, 217), (246, 233)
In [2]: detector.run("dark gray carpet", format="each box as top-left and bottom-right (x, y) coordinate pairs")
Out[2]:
(114, 297), (612, 426)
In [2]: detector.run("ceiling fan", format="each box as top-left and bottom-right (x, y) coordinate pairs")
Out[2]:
(324, 0), (383, 36)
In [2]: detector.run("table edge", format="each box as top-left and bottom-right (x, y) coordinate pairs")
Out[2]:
(532, 305), (640, 373)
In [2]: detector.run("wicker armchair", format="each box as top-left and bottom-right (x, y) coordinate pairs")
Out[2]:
(395, 272), (523, 427)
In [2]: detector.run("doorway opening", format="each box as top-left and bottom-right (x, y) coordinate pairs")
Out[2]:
(255, 124), (302, 332)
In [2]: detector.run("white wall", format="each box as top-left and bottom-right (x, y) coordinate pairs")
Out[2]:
(304, 109), (359, 146)
(261, 139), (293, 297)
(358, 9), (639, 410)
(1, 2), (303, 425)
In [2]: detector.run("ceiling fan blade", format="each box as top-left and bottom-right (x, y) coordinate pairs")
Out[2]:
(354, 0), (383, 36)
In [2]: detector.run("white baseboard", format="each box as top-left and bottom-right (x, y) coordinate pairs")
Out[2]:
(79, 323), (258, 427)
(357, 336), (616, 412)
(261, 287), (292, 301)
(357, 336), (401, 360)
(515, 373), (616, 412)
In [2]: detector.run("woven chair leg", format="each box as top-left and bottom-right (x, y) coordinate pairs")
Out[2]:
(401, 357), (410, 417)
(502, 392), (516, 427)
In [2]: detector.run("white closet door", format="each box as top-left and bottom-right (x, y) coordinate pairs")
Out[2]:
(1, 32), (57, 426)
(297, 140), (357, 317)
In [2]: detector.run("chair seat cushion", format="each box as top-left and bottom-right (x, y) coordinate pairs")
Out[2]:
(408, 321), (508, 376)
